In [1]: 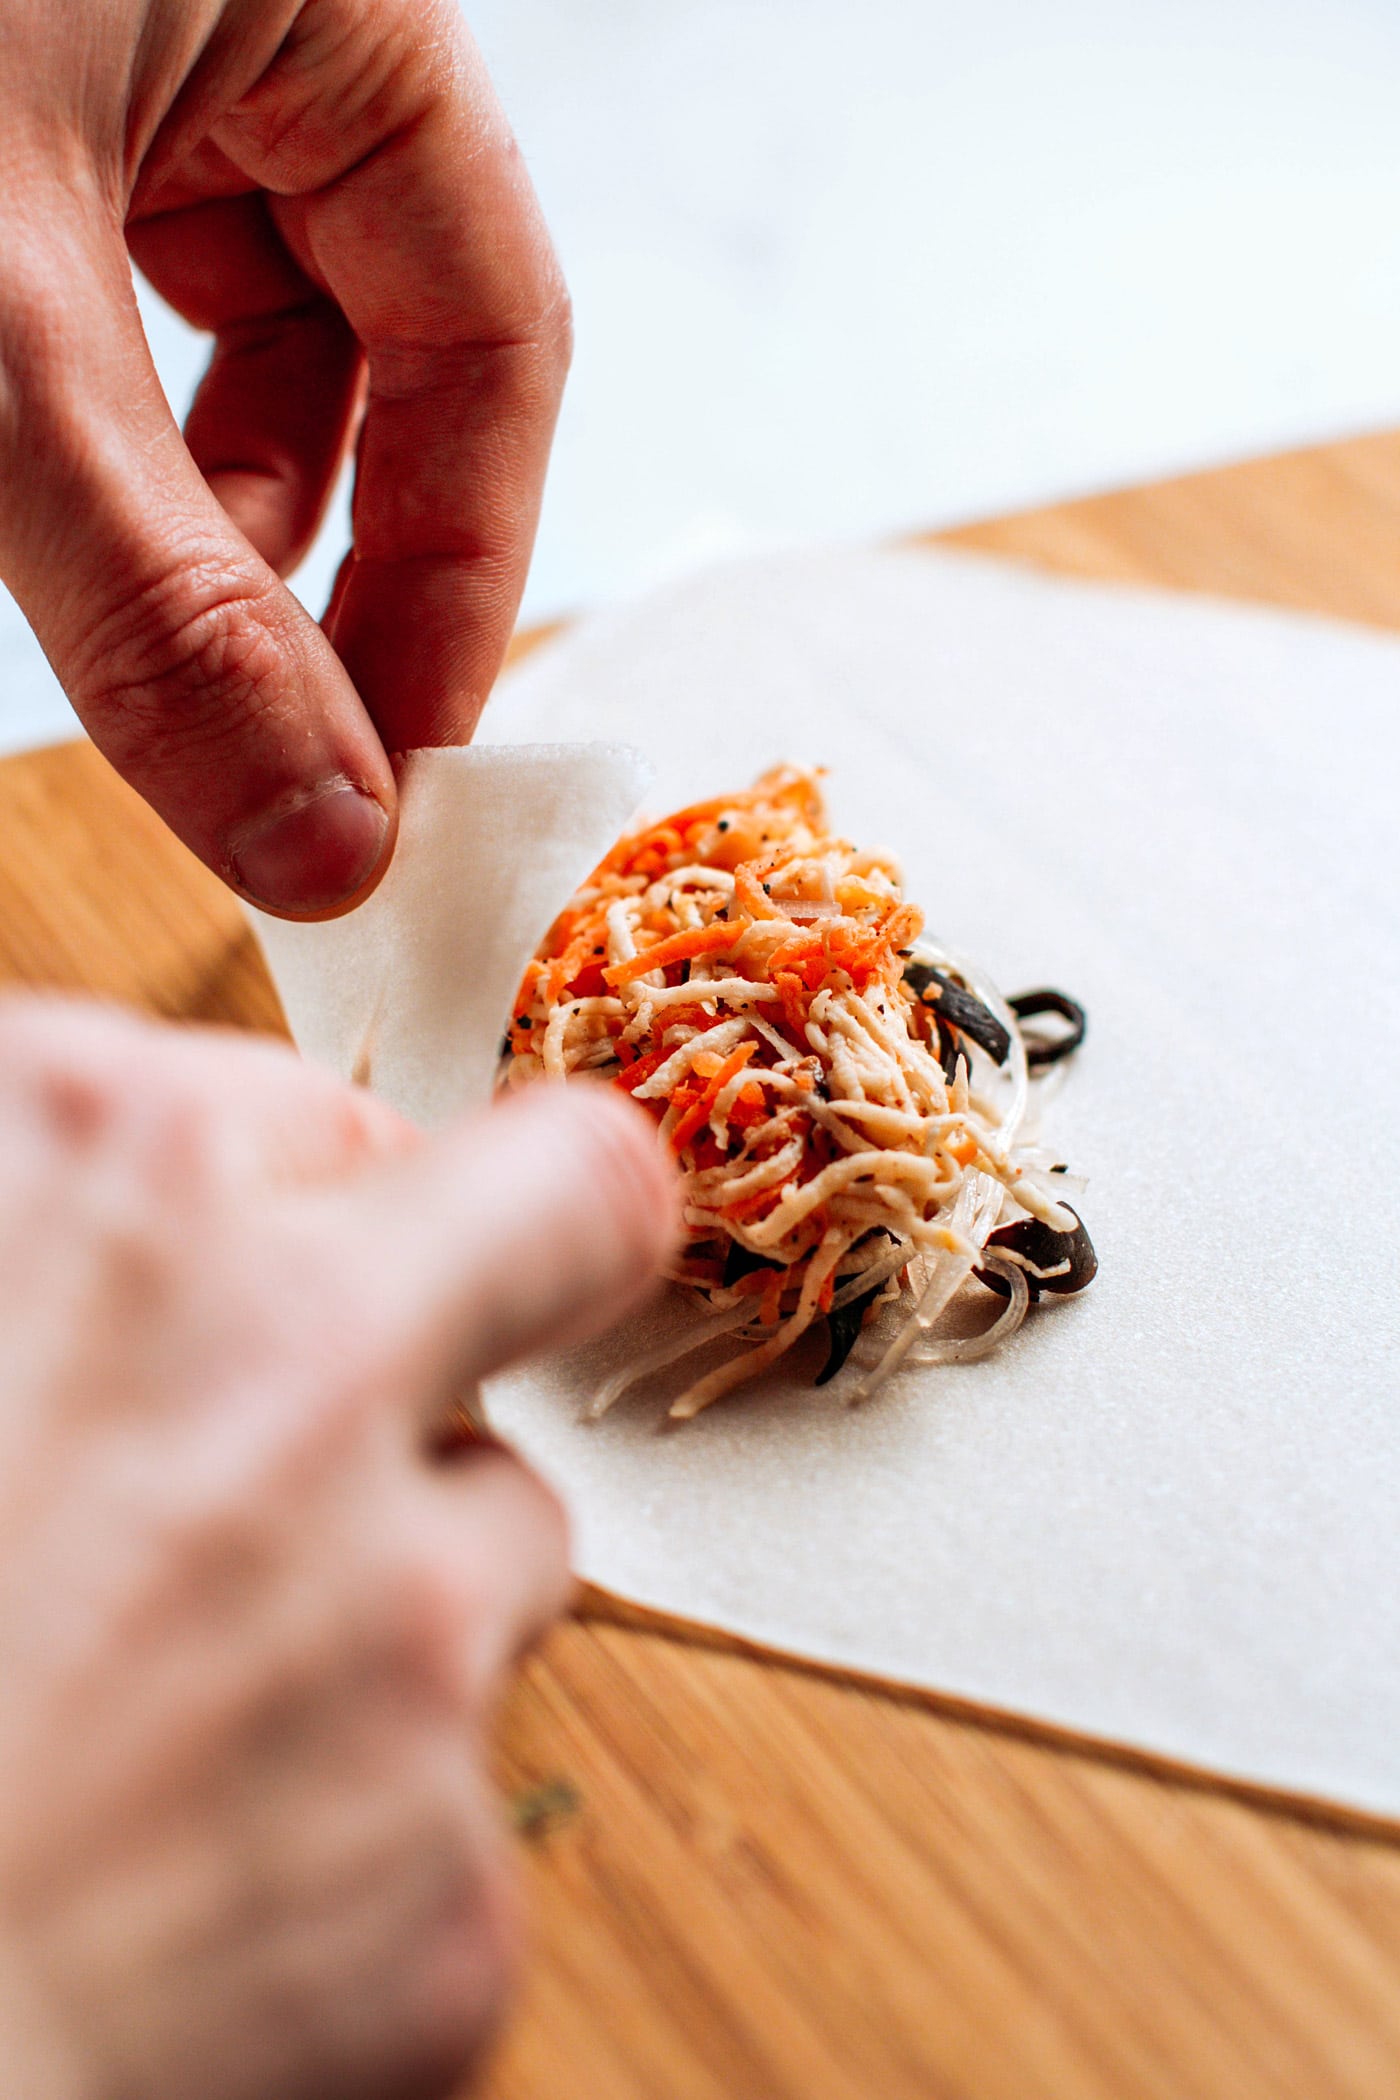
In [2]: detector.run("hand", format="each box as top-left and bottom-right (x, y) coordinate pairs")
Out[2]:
(0, 998), (674, 2100)
(0, 1), (569, 917)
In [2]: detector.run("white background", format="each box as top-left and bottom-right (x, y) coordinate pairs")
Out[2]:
(4, 0), (1400, 751)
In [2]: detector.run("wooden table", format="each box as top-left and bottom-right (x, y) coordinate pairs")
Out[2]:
(3, 435), (1400, 2100)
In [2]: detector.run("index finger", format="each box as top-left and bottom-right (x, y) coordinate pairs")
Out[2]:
(216, 0), (570, 752)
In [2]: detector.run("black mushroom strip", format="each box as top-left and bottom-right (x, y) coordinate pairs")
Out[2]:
(1006, 988), (1087, 1069)
(721, 1239), (781, 1287)
(976, 1208), (1097, 1300)
(901, 961), (1011, 1067)
(816, 1284), (883, 1386)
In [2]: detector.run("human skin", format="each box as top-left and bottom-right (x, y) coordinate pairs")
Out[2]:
(0, 0), (569, 916)
(0, 997), (675, 2099)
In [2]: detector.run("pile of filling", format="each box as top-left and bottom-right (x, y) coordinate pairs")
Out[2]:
(502, 766), (1095, 1419)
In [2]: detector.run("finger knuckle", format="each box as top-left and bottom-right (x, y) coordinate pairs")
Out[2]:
(224, 9), (433, 189)
(0, 999), (142, 1148)
(0, 1006), (235, 1297)
(377, 1548), (477, 1702)
(40, 1061), (128, 1155)
(145, 1488), (285, 1634)
(70, 557), (290, 774)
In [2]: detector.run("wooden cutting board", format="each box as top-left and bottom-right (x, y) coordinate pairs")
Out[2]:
(3, 435), (1400, 2100)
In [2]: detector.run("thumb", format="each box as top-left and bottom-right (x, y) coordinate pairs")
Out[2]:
(0, 209), (395, 917)
(333, 1085), (680, 1391)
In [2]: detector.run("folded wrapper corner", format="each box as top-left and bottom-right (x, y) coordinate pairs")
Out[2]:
(250, 742), (652, 1126)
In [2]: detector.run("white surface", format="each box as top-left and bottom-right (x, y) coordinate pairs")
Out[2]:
(461, 546), (1398, 1816)
(475, 0), (1400, 614)
(5, 0), (1400, 754)
(252, 742), (648, 1127)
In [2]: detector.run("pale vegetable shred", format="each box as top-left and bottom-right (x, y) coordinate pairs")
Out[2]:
(502, 766), (1094, 1419)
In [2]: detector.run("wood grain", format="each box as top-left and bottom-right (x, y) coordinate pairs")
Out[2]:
(1, 432), (1398, 2100)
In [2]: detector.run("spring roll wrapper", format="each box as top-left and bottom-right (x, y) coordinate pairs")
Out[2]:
(252, 742), (651, 1126)
(257, 553), (1400, 1821)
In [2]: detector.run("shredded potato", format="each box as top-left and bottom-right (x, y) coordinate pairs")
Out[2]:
(503, 766), (1093, 1418)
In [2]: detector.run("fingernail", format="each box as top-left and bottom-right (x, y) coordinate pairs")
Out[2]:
(230, 779), (390, 915)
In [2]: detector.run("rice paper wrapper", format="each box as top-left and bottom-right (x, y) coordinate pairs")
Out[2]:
(255, 549), (1400, 1822)
(252, 742), (651, 1126)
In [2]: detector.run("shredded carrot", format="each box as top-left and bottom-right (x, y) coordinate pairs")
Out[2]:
(757, 1269), (786, 1326)
(613, 1045), (670, 1094)
(668, 1041), (757, 1153)
(604, 923), (735, 989)
(774, 970), (810, 1042)
(733, 863), (791, 922)
(766, 932), (824, 983)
